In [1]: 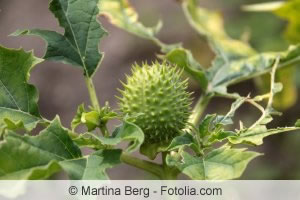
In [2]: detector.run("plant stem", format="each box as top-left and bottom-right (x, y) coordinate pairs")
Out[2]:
(100, 125), (109, 137)
(85, 76), (100, 111)
(188, 94), (211, 126)
(120, 153), (164, 179)
(161, 152), (179, 180)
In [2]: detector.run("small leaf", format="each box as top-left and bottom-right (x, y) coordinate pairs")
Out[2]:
(167, 133), (195, 151)
(99, 0), (162, 41)
(0, 46), (43, 131)
(169, 146), (260, 180)
(165, 48), (208, 90)
(12, 0), (107, 77)
(198, 114), (216, 138)
(72, 121), (144, 153)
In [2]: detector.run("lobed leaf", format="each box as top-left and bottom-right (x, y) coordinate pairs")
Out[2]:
(0, 117), (121, 180)
(0, 46), (43, 132)
(60, 149), (121, 180)
(72, 121), (144, 153)
(0, 117), (81, 179)
(168, 146), (260, 180)
(12, 0), (107, 77)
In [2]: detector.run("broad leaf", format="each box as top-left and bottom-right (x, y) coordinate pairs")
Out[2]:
(99, 0), (161, 41)
(229, 126), (300, 146)
(168, 146), (260, 180)
(60, 149), (121, 180)
(13, 0), (106, 77)
(0, 117), (81, 180)
(72, 121), (144, 153)
(182, 0), (255, 60)
(0, 46), (43, 131)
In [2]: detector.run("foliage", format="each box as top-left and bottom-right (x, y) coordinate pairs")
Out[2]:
(0, 0), (300, 180)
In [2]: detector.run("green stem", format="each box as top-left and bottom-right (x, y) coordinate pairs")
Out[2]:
(100, 125), (109, 137)
(120, 153), (164, 179)
(85, 76), (100, 111)
(188, 94), (211, 126)
(161, 152), (179, 180)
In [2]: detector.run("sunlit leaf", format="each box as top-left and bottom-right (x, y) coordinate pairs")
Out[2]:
(167, 146), (260, 180)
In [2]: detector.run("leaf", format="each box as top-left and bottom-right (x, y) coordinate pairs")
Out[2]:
(243, 0), (300, 43)
(169, 146), (260, 180)
(229, 126), (300, 146)
(60, 149), (121, 180)
(71, 103), (118, 131)
(99, 0), (162, 41)
(165, 48), (208, 90)
(167, 133), (196, 151)
(0, 46), (43, 131)
(72, 121), (144, 153)
(12, 0), (107, 77)
(0, 117), (81, 180)
(242, 2), (284, 12)
(209, 45), (300, 92)
(182, 0), (255, 60)
(275, 0), (300, 43)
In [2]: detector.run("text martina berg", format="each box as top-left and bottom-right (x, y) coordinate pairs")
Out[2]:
(80, 185), (222, 198)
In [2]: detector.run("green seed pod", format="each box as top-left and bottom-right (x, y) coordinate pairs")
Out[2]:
(118, 62), (192, 145)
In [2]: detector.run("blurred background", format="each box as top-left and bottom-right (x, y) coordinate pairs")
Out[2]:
(0, 0), (299, 179)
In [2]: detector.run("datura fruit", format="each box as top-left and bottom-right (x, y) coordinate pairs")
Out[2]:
(118, 62), (192, 145)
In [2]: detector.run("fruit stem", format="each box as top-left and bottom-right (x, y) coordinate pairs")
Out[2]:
(188, 94), (212, 126)
(120, 153), (164, 179)
(85, 76), (100, 111)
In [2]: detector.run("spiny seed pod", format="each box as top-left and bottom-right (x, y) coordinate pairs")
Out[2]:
(118, 62), (192, 144)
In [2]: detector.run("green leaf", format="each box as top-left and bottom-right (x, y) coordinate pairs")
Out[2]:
(0, 117), (81, 180)
(165, 48), (208, 90)
(99, 0), (161, 41)
(182, 0), (255, 60)
(246, 0), (300, 43)
(275, 0), (300, 43)
(209, 45), (300, 91)
(71, 103), (117, 132)
(72, 121), (144, 153)
(0, 46), (43, 131)
(60, 149), (121, 180)
(229, 126), (300, 146)
(167, 133), (196, 151)
(168, 146), (260, 180)
(12, 0), (107, 77)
